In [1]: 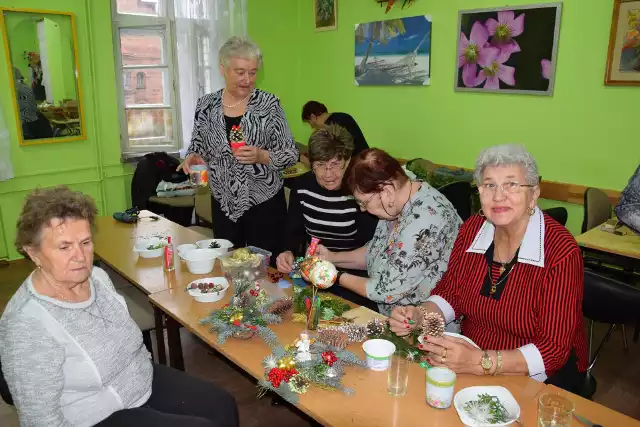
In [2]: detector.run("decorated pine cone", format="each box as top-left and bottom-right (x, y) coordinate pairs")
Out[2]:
(338, 323), (369, 343)
(422, 312), (445, 337)
(317, 328), (349, 350)
(289, 374), (310, 394)
(365, 318), (386, 337)
(267, 297), (293, 315)
(232, 293), (250, 308)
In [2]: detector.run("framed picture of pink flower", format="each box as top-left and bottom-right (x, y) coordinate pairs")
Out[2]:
(455, 3), (562, 95)
(605, 0), (640, 85)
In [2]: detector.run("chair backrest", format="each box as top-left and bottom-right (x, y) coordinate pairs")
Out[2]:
(438, 181), (473, 221)
(0, 358), (14, 406)
(582, 268), (640, 325)
(543, 207), (568, 226)
(582, 188), (612, 233)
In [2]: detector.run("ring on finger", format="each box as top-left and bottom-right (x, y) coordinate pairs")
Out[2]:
(442, 347), (448, 362)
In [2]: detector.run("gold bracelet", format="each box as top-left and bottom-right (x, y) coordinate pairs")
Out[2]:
(493, 350), (503, 375)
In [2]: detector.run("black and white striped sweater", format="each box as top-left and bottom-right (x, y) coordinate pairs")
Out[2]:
(187, 89), (298, 221)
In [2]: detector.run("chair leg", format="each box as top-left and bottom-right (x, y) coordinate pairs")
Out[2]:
(621, 324), (629, 352)
(588, 320), (594, 361)
(588, 324), (616, 371)
(142, 330), (154, 360)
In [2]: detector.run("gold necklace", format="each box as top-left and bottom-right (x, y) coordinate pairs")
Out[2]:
(494, 244), (508, 275)
(222, 89), (253, 108)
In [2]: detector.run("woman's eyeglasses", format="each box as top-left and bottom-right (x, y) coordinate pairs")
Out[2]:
(355, 193), (377, 209)
(479, 181), (535, 194)
(312, 160), (345, 174)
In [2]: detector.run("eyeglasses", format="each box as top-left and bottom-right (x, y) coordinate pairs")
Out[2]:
(355, 193), (377, 209)
(312, 160), (345, 174)
(479, 181), (535, 194)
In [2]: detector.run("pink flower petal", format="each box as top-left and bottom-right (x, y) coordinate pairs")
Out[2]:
(476, 70), (487, 86)
(541, 59), (551, 79)
(462, 63), (479, 87)
(485, 18), (499, 36)
(478, 46), (500, 68)
(510, 13), (525, 37)
(497, 40), (520, 63)
(484, 75), (500, 90)
(497, 64), (516, 86)
(458, 33), (470, 67)
(470, 21), (489, 46)
(498, 10), (515, 26)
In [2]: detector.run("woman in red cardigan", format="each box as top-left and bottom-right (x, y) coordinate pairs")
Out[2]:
(389, 144), (589, 393)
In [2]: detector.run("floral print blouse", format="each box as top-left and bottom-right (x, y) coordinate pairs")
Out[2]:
(365, 182), (462, 315)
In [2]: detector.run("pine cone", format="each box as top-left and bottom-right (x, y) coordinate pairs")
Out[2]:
(365, 318), (386, 337)
(422, 312), (445, 337)
(267, 297), (293, 315)
(338, 323), (368, 343)
(317, 329), (349, 349)
(232, 293), (249, 308)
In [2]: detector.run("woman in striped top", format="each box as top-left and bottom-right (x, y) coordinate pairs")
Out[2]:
(276, 125), (378, 309)
(389, 145), (589, 394)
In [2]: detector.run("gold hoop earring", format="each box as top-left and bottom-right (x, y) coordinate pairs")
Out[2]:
(529, 207), (535, 216)
(478, 209), (485, 218)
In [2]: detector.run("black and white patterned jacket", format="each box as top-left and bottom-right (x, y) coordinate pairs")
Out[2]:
(187, 89), (298, 221)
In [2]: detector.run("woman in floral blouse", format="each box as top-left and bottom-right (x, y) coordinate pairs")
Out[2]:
(316, 149), (462, 315)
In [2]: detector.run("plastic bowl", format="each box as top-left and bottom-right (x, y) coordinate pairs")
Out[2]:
(177, 244), (198, 260)
(133, 238), (166, 259)
(187, 277), (229, 303)
(183, 249), (218, 274)
(196, 239), (234, 254)
(362, 339), (396, 371)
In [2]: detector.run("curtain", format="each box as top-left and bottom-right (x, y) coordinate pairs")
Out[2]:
(0, 99), (14, 181)
(175, 0), (248, 154)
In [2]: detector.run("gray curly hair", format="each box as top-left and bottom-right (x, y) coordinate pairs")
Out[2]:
(474, 144), (540, 186)
(219, 36), (262, 68)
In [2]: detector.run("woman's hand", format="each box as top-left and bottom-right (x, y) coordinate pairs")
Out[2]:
(276, 251), (295, 274)
(389, 305), (422, 336)
(419, 335), (483, 375)
(314, 244), (334, 262)
(178, 153), (206, 174)
(234, 146), (268, 165)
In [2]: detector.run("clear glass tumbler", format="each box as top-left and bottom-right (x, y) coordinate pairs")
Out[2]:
(537, 393), (574, 427)
(387, 353), (409, 396)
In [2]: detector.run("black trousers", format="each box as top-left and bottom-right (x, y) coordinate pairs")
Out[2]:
(211, 188), (287, 265)
(96, 364), (238, 427)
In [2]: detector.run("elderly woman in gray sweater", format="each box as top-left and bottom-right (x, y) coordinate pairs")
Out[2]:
(0, 186), (238, 427)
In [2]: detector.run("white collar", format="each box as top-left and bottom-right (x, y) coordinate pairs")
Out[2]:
(466, 206), (545, 268)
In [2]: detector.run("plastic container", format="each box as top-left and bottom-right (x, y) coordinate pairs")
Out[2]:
(183, 249), (218, 274)
(362, 339), (396, 371)
(186, 277), (229, 303)
(133, 238), (166, 259)
(189, 165), (208, 187)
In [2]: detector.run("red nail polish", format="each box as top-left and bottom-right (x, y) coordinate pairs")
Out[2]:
(403, 319), (407, 324)
(406, 325), (410, 329)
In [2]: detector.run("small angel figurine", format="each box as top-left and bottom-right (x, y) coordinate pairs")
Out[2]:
(295, 332), (312, 362)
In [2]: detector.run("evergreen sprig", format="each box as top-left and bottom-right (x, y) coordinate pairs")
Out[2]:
(292, 287), (350, 317)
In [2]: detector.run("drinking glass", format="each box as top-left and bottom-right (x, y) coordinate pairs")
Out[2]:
(387, 353), (409, 396)
(537, 393), (574, 427)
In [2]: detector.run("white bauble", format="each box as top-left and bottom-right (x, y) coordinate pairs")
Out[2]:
(309, 260), (338, 289)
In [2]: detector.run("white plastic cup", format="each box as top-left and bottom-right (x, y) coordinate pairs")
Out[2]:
(426, 367), (456, 409)
(362, 339), (396, 371)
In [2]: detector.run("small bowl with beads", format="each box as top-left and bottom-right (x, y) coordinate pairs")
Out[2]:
(186, 277), (229, 303)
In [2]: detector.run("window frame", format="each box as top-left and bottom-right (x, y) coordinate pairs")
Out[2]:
(110, 0), (183, 158)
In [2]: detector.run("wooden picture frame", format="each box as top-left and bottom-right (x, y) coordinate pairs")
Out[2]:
(314, 0), (337, 32)
(605, 0), (640, 85)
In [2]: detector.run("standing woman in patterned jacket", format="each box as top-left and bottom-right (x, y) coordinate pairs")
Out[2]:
(181, 37), (298, 258)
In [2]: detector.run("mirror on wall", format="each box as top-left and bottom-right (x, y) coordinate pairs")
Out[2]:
(0, 8), (85, 145)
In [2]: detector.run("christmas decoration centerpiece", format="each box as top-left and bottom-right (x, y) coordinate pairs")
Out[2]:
(200, 278), (292, 345)
(257, 332), (367, 404)
(292, 286), (351, 328)
(229, 125), (246, 153)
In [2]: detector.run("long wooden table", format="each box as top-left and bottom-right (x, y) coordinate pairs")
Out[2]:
(575, 223), (640, 260)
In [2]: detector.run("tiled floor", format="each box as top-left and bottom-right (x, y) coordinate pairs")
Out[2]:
(1, 260), (639, 426)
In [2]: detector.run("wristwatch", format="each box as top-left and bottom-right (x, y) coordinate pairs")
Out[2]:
(481, 351), (493, 375)
(336, 271), (345, 286)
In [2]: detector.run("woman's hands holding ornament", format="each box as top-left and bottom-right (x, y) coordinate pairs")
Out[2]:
(388, 305), (423, 336)
(314, 244), (334, 262)
(276, 251), (295, 274)
(419, 335), (483, 375)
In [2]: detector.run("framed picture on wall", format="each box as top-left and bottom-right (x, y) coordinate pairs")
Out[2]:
(314, 0), (337, 31)
(454, 3), (562, 96)
(605, 0), (640, 85)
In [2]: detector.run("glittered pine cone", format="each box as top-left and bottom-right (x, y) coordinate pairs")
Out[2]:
(317, 328), (349, 350)
(422, 312), (445, 337)
(339, 323), (368, 343)
(267, 297), (293, 315)
(365, 318), (386, 337)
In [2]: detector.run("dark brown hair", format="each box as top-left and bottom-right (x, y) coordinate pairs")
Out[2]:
(308, 124), (354, 164)
(301, 100), (328, 121)
(346, 148), (408, 194)
(15, 186), (98, 256)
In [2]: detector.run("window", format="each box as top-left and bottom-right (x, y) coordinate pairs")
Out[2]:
(112, 0), (180, 155)
(136, 72), (146, 89)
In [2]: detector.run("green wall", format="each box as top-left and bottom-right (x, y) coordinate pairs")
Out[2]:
(43, 16), (77, 102)
(0, 0), (133, 260)
(249, 0), (639, 235)
(4, 12), (38, 84)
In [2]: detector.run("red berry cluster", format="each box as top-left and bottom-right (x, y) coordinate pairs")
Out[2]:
(321, 351), (338, 367)
(267, 271), (283, 283)
(267, 367), (298, 388)
(190, 282), (222, 294)
(249, 282), (261, 297)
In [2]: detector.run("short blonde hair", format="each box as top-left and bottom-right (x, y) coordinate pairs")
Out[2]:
(219, 36), (262, 68)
